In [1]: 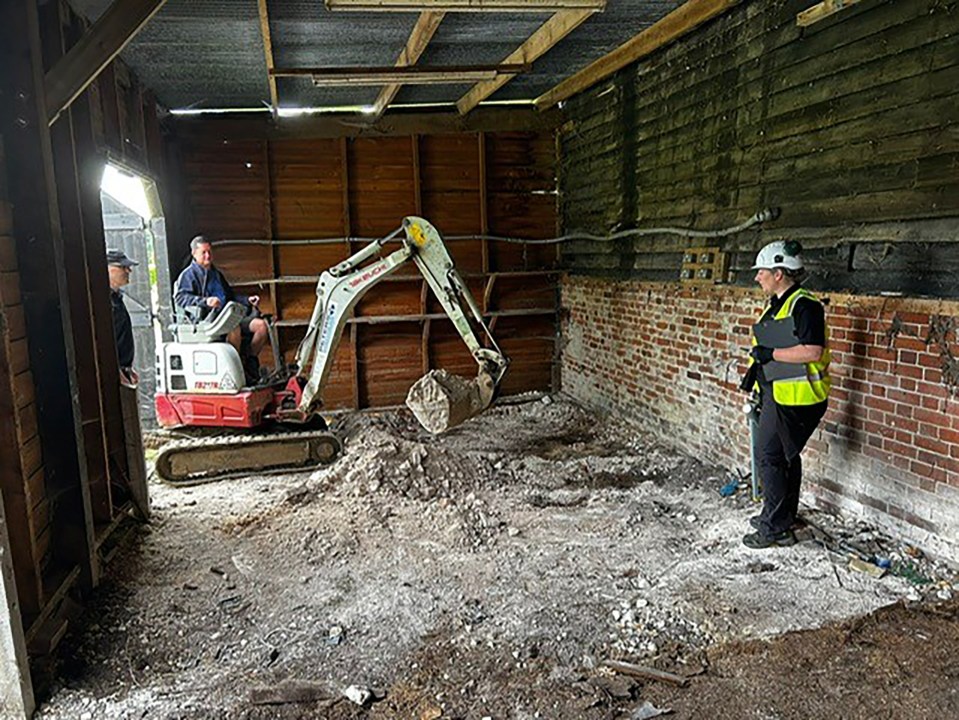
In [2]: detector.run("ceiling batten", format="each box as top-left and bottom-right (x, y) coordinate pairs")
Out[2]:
(275, 63), (528, 86)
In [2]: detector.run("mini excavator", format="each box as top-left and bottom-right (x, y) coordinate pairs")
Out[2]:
(154, 217), (509, 484)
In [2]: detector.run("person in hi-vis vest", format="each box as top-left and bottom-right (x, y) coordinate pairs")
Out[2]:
(743, 240), (830, 549)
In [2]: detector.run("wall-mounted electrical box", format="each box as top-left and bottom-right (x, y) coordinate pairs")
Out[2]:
(679, 246), (728, 284)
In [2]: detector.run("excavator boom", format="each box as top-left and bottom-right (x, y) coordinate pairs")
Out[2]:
(154, 217), (508, 484)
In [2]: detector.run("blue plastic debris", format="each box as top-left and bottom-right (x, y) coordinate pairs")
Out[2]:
(719, 478), (739, 497)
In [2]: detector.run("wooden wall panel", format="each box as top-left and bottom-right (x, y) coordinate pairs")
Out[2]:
(177, 127), (560, 410)
(559, 0), (959, 295)
(0, 148), (46, 619)
(355, 279), (421, 318)
(211, 243), (273, 282)
(181, 139), (271, 239)
(276, 243), (351, 277)
(348, 136), (418, 237)
(420, 134), (483, 234)
(357, 323), (423, 408)
(270, 139), (345, 239)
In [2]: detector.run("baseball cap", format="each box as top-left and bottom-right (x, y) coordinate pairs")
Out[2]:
(106, 248), (139, 268)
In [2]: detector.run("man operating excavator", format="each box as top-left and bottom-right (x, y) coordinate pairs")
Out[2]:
(174, 234), (270, 385)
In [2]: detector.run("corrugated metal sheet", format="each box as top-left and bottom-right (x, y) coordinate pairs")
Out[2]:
(69, 0), (682, 110)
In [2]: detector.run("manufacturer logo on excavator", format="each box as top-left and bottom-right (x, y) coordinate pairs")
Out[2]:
(348, 262), (387, 288)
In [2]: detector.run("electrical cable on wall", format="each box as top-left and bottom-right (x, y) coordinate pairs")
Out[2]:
(212, 207), (781, 247)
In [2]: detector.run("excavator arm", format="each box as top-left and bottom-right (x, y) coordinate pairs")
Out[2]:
(293, 216), (508, 428)
(154, 217), (507, 485)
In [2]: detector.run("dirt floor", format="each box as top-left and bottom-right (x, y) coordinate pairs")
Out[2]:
(33, 395), (959, 719)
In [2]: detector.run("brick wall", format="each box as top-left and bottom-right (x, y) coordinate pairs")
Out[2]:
(561, 276), (959, 562)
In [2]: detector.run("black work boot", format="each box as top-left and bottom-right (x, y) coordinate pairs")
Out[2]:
(742, 530), (796, 549)
(242, 355), (261, 387)
(749, 515), (803, 531)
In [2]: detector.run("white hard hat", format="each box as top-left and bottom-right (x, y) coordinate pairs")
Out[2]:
(752, 240), (804, 270)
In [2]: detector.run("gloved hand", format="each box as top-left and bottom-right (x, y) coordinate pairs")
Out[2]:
(750, 345), (775, 364)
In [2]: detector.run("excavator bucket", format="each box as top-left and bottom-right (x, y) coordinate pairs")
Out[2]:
(405, 368), (496, 434)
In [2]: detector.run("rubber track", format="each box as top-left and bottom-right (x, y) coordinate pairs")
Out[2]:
(155, 430), (342, 487)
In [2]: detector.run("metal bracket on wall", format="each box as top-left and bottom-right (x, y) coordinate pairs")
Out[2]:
(679, 246), (728, 284)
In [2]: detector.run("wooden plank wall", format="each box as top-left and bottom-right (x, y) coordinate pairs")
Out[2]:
(0, 141), (47, 623)
(558, 0), (959, 296)
(173, 127), (560, 408)
(0, 0), (165, 658)
(40, 0), (165, 542)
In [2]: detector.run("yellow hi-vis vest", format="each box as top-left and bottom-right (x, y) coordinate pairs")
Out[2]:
(752, 288), (831, 406)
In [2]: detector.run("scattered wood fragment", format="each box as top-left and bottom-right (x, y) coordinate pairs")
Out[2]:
(250, 680), (334, 706)
(604, 659), (689, 687)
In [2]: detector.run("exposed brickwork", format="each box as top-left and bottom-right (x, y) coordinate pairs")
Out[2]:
(561, 277), (959, 562)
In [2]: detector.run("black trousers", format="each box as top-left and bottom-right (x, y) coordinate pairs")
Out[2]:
(755, 388), (826, 536)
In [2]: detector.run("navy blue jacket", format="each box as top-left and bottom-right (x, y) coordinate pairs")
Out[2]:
(111, 289), (135, 368)
(174, 261), (249, 319)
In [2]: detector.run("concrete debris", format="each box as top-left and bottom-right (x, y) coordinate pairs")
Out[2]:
(32, 396), (959, 719)
(631, 700), (673, 719)
(406, 368), (495, 434)
(343, 684), (372, 706)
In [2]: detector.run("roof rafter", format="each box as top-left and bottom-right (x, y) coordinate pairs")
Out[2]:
(44, 0), (167, 125)
(455, 9), (595, 116)
(325, 0), (605, 10)
(372, 11), (446, 118)
(257, 0), (279, 112)
(534, 0), (741, 110)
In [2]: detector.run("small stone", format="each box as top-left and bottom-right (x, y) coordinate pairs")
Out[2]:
(936, 588), (953, 601)
(686, 514), (697, 523)
(343, 685), (372, 706)
(635, 598), (649, 608)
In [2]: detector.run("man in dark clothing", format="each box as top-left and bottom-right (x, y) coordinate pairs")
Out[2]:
(174, 235), (269, 384)
(107, 248), (139, 386)
(742, 240), (831, 549)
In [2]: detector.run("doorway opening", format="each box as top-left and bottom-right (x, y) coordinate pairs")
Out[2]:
(99, 161), (172, 429)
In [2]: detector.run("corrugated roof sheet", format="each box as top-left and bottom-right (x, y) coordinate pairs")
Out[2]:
(68, 0), (683, 111)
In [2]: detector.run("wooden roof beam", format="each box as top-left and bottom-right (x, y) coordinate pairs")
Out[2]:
(275, 63), (528, 86)
(326, 0), (605, 10)
(534, 0), (741, 110)
(372, 11), (445, 118)
(456, 8), (595, 115)
(44, 0), (167, 126)
(257, 0), (279, 112)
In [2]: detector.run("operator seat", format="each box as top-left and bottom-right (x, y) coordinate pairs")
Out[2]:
(171, 300), (246, 344)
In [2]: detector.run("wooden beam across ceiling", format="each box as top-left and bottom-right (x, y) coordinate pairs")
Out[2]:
(274, 63), (529, 86)
(534, 0), (741, 110)
(257, 0), (279, 112)
(373, 11), (445, 117)
(325, 0), (605, 10)
(456, 9), (595, 115)
(44, 0), (167, 126)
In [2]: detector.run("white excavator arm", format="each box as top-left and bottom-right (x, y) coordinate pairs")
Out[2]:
(292, 217), (509, 426)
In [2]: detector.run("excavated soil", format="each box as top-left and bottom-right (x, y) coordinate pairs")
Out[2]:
(34, 395), (959, 719)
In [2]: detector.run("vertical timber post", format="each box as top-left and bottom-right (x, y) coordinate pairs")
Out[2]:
(0, 0), (98, 596)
